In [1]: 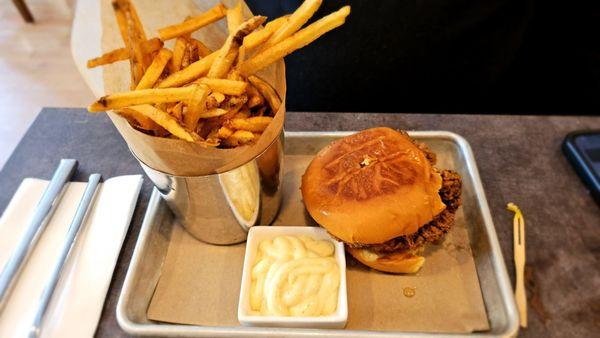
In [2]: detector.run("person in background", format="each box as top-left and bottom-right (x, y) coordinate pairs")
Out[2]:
(246, 0), (600, 114)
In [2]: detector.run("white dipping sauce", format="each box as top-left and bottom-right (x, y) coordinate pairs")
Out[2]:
(250, 235), (340, 316)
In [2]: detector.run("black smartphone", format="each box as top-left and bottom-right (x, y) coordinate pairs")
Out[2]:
(562, 130), (600, 204)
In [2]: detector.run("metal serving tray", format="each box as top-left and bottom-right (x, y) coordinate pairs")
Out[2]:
(116, 131), (519, 337)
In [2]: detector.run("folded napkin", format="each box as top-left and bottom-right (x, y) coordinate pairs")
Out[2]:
(0, 175), (143, 338)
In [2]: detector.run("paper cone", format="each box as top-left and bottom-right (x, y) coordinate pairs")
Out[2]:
(73, 0), (286, 176)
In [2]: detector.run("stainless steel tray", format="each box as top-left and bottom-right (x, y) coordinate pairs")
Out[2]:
(116, 131), (519, 337)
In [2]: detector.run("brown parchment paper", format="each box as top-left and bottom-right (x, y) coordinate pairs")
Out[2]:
(86, 0), (286, 176)
(147, 153), (490, 333)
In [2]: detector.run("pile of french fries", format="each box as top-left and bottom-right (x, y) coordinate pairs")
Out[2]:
(88, 0), (350, 148)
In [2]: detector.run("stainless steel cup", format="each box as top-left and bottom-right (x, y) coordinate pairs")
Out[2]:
(132, 133), (284, 245)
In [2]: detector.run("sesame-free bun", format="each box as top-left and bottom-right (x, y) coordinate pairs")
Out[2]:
(347, 247), (425, 274)
(301, 127), (446, 244)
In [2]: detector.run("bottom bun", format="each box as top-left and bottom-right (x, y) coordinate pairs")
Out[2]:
(347, 247), (425, 274)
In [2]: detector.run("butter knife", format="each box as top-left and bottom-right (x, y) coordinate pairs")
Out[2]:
(0, 159), (78, 312)
(29, 173), (101, 338)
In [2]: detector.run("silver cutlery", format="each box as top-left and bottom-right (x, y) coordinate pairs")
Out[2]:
(0, 159), (78, 312)
(29, 173), (102, 338)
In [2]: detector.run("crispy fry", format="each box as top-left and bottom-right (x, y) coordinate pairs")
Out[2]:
(89, 1), (350, 146)
(158, 51), (218, 88)
(126, 12), (147, 88)
(181, 42), (192, 69)
(184, 84), (209, 130)
(227, 1), (244, 34)
(188, 40), (200, 64)
(112, 0), (140, 86)
(242, 15), (289, 50)
(198, 108), (229, 119)
(88, 48), (128, 69)
(169, 37), (188, 73)
(208, 16), (266, 79)
(224, 130), (255, 147)
(195, 78), (248, 96)
(217, 126), (234, 139)
(219, 96), (247, 120)
(118, 107), (161, 131)
(222, 95), (248, 110)
(240, 6), (350, 76)
(226, 69), (243, 81)
(228, 116), (273, 132)
(158, 3), (227, 41)
(247, 95), (263, 108)
(234, 105), (251, 119)
(261, 0), (322, 51)
(129, 2), (153, 68)
(238, 15), (289, 63)
(245, 83), (264, 108)
(87, 38), (163, 68)
(111, 0), (130, 46)
(136, 48), (173, 90)
(190, 38), (213, 57)
(124, 0), (147, 41)
(169, 101), (184, 120)
(114, 0), (151, 68)
(237, 46), (247, 64)
(255, 105), (267, 116)
(247, 75), (282, 113)
(127, 104), (196, 141)
(89, 86), (195, 112)
(206, 92), (225, 109)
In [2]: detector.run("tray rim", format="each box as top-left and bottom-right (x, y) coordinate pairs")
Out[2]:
(116, 130), (519, 338)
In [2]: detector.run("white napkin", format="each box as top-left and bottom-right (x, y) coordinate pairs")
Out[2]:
(0, 175), (143, 338)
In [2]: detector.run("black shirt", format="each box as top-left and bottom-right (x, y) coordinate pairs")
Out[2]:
(246, 0), (600, 114)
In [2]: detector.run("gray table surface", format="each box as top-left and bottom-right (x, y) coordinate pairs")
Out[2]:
(0, 108), (598, 338)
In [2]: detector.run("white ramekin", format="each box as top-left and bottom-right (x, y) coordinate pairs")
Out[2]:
(238, 226), (347, 328)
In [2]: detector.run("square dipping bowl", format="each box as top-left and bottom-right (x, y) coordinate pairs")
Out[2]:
(238, 226), (348, 329)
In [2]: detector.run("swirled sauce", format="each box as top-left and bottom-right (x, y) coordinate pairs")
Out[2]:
(250, 235), (340, 316)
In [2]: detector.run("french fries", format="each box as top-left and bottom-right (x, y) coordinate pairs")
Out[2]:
(119, 107), (162, 131)
(158, 3), (227, 41)
(127, 104), (196, 141)
(245, 83), (264, 108)
(87, 38), (163, 69)
(87, 0), (350, 147)
(125, 0), (147, 41)
(136, 48), (173, 90)
(198, 108), (229, 119)
(225, 130), (255, 147)
(126, 17), (146, 88)
(196, 78), (248, 96)
(89, 86), (195, 111)
(191, 38), (213, 57)
(240, 6), (351, 76)
(208, 16), (266, 79)
(207, 92), (226, 108)
(242, 15), (289, 50)
(112, 0), (132, 47)
(169, 37), (188, 73)
(227, 2), (244, 34)
(184, 84), (209, 130)
(169, 102), (184, 120)
(260, 0), (322, 51)
(248, 75), (282, 113)
(158, 52), (217, 88)
(228, 116), (273, 132)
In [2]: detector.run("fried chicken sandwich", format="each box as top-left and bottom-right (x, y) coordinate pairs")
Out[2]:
(301, 127), (461, 273)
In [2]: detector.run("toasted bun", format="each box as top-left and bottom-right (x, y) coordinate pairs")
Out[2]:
(301, 127), (446, 244)
(347, 247), (425, 274)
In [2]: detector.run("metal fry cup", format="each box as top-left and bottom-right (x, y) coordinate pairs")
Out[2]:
(132, 132), (284, 245)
